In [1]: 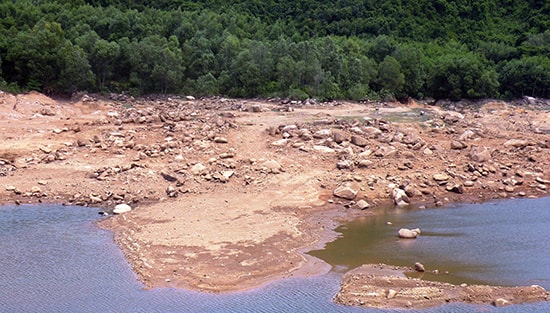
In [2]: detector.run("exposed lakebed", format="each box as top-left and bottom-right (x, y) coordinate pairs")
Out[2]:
(1, 199), (549, 312)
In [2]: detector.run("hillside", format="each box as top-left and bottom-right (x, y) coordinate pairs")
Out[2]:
(0, 0), (548, 99)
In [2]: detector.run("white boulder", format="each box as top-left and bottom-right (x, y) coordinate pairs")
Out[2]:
(113, 204), (132, 214)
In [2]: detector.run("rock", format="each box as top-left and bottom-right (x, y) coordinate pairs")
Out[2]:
(469, 146), (492, 162)
(30, 186), (42, 194)
(313, 145), (336, 154)
(404, 184), (420, 197)
(333, 185), (358, 200)
(355, 199), (370, 210)
(357, 159), (373, 168)
(190, 163), (207, 175)
(39, 146), (52, 154)
(446, 183), (464, 194)
(313, 129), (332, 138)
(493, 298), (511, 307)
(535, 177), (550, 184)
(442, 111), (464, 123)
(463, 180), (475, 187)
(221, 170), (234, 180)
(398, 228), (419, 239)
(185, 95), (195, 100)
(219, 152), (235, 159)
(332, 130), (348, 144)
(113, 204), (132, 214)
(392, 188), (410, 207)
(363, 126), (382, 137)
(161, 172), (178, 182)
(458, 130), (475, 141)
(433, 173), (450, 182)
(271, 139), (289, 146)
(423, 147), (433, 155)
(281, 125), (297, 132)
(336, 159), (354, 170)
(166, 186), (178, 198)
(387, 289), (397, 299)
(350, 135), (369, 147)
(414, 262), (426, 272)
(76, 138), (88, 147)
(89, 195), (103, 203)
(451, 140), (467, 150)
(214, 137), (228, 143)
(503, 139), (530, 148)
(374, 145), (397, 158)
(262, 160), (282, 174)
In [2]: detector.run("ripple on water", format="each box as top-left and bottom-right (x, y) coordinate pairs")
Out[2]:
(0, 203), (550, 313)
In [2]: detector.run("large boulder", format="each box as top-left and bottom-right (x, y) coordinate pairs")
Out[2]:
(190, 163), (207, 175)
(398, 228), (420, 239)
(333, 185), (358, 200)
(392, 188), (410, 207)
(414, 262), (426, 272)
(113, 204), (132, 214)
(355, 199), (370, 210)
(350, 135), (369, 147)
(262, 159), (282, 174)
(469, 146), (492, 162)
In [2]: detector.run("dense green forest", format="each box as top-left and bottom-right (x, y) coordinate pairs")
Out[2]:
(0, 0), (548, 100)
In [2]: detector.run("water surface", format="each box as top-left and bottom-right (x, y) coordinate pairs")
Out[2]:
(1, 201), (549, 312)
(310, 197), (550, 288)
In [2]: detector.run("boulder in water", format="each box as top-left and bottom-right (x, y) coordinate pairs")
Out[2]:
(398, 228), (420, 239)
(414, 262), (425, 272)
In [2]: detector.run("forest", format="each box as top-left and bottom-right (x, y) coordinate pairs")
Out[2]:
(0, 0), (548, 100)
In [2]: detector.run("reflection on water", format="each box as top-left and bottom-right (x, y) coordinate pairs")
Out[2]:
(0, 203), (549, 312)
(310, 198), (550, 289)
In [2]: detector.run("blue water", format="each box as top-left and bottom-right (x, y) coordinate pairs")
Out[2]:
(0, 201), (549, 312)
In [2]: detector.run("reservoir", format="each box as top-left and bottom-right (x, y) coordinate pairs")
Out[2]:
(1, 198), (550, 312)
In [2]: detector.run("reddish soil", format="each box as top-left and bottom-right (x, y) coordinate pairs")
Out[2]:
(1, 91), (549, 307)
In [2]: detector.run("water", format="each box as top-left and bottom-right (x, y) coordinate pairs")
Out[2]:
(311, 198), (550, 289)
(0, 202), (549, 312)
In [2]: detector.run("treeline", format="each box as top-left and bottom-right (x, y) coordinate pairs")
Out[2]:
(0, 0), (548, 100)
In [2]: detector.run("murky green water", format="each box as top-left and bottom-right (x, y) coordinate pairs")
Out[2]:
(310, 198), (550, 288)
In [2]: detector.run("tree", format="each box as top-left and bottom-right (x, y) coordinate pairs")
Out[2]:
(122, 35), (184, 94)
(5, 20), (90, 93)
(498, 56), (550, 98)
(57, 42), (94, 93)
(377, 56), (404, 99)
(427, 52), (499, 100)
(393, 44), (426, 98)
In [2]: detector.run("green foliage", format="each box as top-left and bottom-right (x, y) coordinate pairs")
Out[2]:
(427, 52), (499, 101)
(498, 56), (550, 98)
(377, 56), (404, 99)
(0, 0), (547, 100)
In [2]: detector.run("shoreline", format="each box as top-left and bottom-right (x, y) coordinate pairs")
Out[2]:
(1, 92), (549, 307)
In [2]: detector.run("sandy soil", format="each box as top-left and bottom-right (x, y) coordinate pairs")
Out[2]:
(1, 91), (549, 307)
